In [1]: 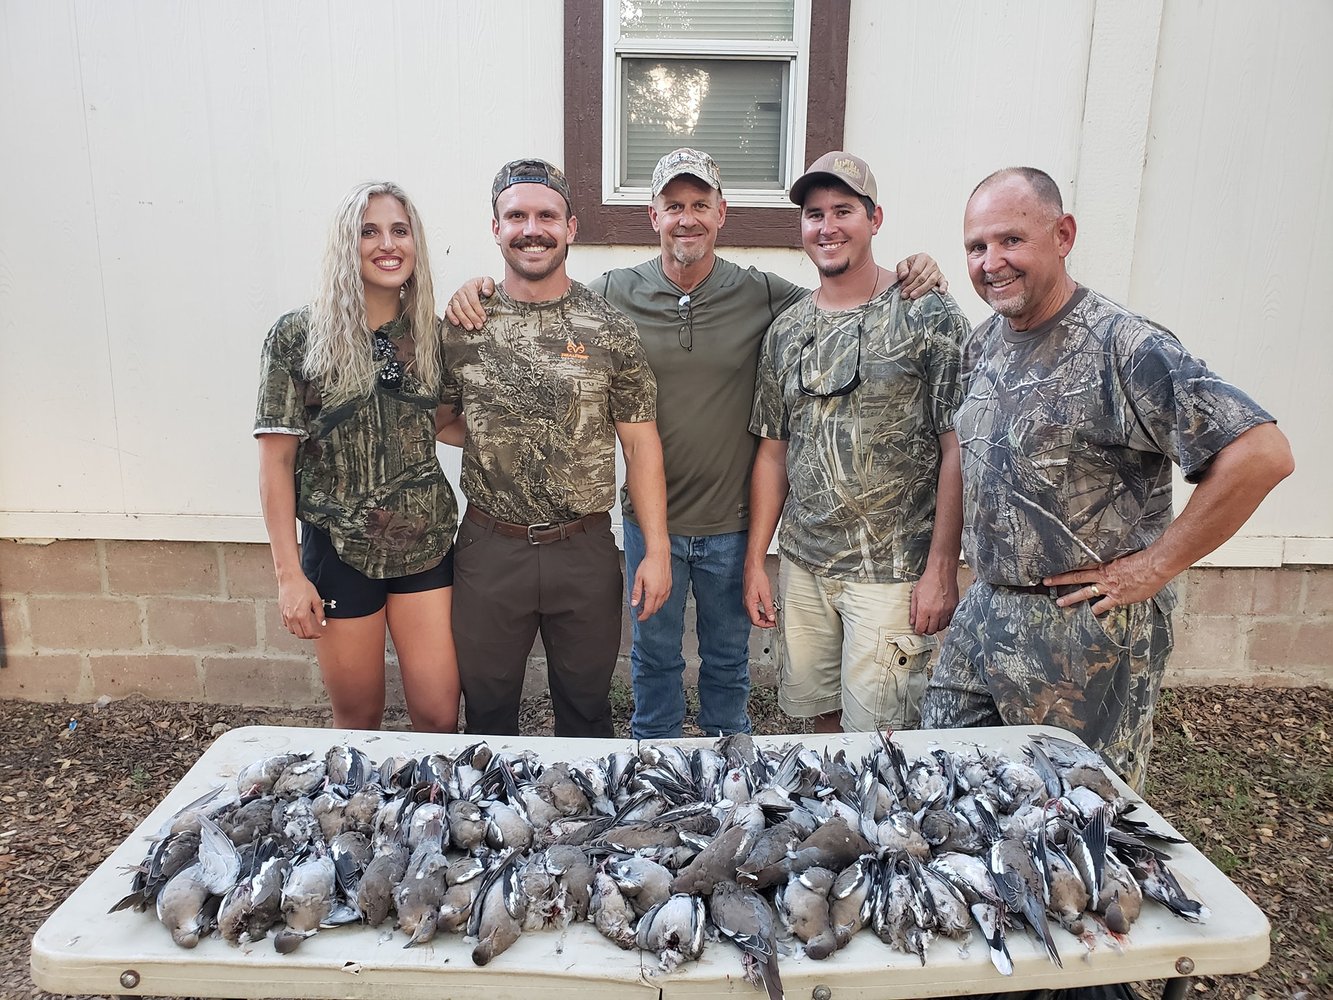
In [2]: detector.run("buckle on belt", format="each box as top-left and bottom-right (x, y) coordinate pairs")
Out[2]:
(526, 521), (556, 545)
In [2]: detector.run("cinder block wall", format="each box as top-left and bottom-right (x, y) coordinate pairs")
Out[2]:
(1, 538), (1329, 705)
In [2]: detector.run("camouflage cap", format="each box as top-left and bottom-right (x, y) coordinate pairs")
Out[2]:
(492, 158), (573, 212)
(651, 147), (723, 199)
(789, 151), (878, 206)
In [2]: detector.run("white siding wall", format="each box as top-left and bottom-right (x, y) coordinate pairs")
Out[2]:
(1, 0), (1328, 564)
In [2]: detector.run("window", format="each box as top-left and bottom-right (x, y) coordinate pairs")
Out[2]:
(564, 0), (850, 247)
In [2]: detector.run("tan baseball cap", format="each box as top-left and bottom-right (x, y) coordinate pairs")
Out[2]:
(789, 151), (878, 206)
(651, 147), (723, 199)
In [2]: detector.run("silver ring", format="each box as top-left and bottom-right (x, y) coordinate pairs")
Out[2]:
(1089, 584), (1101, 597)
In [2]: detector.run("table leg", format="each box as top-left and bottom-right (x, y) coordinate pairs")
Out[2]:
(1160, 977), (1193, 1000)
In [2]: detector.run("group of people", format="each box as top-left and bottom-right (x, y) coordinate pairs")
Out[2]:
(256, 147), (1292, 789)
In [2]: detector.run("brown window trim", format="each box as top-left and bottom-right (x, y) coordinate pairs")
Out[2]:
(563, 0), (849, 248)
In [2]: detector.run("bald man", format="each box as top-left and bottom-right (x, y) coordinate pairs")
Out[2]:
(920, 167), (1293, 790)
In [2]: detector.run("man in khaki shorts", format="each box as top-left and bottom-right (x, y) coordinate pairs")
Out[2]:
(744, 151), (970, 734)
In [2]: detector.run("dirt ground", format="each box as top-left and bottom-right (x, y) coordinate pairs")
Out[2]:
(1, 684), (1328, 1000)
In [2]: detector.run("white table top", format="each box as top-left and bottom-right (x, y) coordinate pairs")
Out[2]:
(31, 724), (1270, 999)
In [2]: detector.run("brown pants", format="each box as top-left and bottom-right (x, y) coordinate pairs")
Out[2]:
(452, 510), (622, 737)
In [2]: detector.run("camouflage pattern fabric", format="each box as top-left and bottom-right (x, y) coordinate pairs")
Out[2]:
(749, 286), (969, 583)
(920, 581), (1172, 792)
(444, 282), (656, 525)
(254, 307), (459, 579)
(957, 286), (1274, 589)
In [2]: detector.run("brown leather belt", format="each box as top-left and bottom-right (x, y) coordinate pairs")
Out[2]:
(465, 506), (608, 545)
(998, 582), (1085, 598)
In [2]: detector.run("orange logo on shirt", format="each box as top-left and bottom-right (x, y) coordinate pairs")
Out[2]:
(562, 337), (588, 360)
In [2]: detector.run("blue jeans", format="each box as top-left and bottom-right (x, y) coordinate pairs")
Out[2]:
(623, 521), (754, 739)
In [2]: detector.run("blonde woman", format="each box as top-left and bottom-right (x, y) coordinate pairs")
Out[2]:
(255, 181), (461, 731)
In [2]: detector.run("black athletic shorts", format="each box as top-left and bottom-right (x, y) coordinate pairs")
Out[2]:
(299, 523), (454, 619)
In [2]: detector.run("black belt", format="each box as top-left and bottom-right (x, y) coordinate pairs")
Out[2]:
(996, 582), (1086, 598)
(465, 506), (608, 545)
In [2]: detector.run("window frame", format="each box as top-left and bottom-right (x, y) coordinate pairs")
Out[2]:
(564, 0), (849, 248)
(603, 2), (809, 209)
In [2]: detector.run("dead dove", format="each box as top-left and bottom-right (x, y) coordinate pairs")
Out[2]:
(708, 879), (784, 1000)
(590, 871), (638, 949)
(670, 822), (751, 895)
(355, 844), (408, 927)
(777, 866), (837, 959)
(393, 846), (449, 947)
(274, 850), (336, 953)
(469, 850), (527, 965)
(635, 892), (706, 971)
(155, 816), (239, 948)
(828, 855), (875, 948)
(608, 854), (674, 916)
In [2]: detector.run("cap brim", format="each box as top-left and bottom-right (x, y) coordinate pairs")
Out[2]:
(789, 171), (845, 206)
(653, 168), (721, 198)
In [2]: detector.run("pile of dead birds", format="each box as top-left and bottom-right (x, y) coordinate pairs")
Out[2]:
(112, 733), (1209, 997)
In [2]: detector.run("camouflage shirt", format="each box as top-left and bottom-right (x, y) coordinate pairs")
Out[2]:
(253, 307), (459, 579)
(444, 282), (657, 524)
(957, 286), (1275, 594)
(750, 285), (969, 583)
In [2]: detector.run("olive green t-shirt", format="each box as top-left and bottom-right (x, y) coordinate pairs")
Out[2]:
(591, 257), (807, 536)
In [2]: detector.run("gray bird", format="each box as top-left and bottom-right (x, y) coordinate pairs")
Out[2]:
(393, 846), (449, 947)
(109, 829), (200, 913)
(274, 851), (336, 953)
(928, 851), (1012, 976)
(355, 843), (408, 927)
(735, 819), (801, 889)
(708, 880), (784, 1000)
(590, 871), (638, 950)
(236, 753), (307, 797)
(608, 854), (674, 916)
(988, 837), (1062, 967)
(155, 816), (239, 949)
(544, 844), (595, 921)
(788, 816), (873, 875)
(342, 785), (386, 838)
(215, 795), (276, 846)
(536, 762), (592, 816)
(670, 822), (751, 895)
(311, 790), (349, 844)
(446, 797), (487, 853)
(635, 892), (706, 971)
(273, 757), (327, 799)
(469, 850), (527, 966)
(777, 866), (837, 959)
(484, 801), (534, 854)
(405, 801), (449, 853)
(828, 856), (875, 948)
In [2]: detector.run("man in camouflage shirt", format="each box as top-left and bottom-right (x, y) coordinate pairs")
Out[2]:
(920, 167), (1294, 789)
(745, 151), (971, 734)
(442, 159), (671, 738)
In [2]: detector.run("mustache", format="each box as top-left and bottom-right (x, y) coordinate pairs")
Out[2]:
(510, 237), (558, 250)
(983, 270), (1021, 285)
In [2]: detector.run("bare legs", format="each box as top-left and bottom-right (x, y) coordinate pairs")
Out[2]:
(313, 587), (460, 732)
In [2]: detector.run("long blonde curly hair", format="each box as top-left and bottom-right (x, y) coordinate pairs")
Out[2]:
(303, 181), (440, 406)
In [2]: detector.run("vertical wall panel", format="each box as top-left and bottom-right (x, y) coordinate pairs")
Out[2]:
(842, 0), (1096, 323)
(1130, 0), (1333, 541)
(0, 0), (123, 512)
